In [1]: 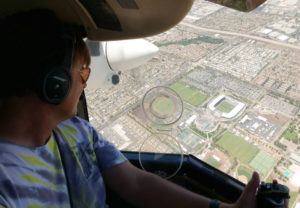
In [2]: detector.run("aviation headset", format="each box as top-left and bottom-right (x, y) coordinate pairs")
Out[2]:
(36, 25), (83, 105)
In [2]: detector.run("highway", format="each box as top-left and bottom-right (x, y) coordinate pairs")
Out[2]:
(180, 22), (300, 51)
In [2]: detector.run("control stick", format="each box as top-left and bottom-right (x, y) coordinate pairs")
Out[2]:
(257, 180), (290, 208)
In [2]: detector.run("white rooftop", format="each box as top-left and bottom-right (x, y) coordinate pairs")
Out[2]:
(277, 35), (289, 41)
(261, 28), (272, 34)
(290, 165), (300, 188)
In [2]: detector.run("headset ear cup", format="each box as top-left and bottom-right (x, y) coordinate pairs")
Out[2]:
(39, 69), (72, 104)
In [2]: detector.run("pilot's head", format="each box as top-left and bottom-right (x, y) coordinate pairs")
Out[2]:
(0, 9), (91, 115)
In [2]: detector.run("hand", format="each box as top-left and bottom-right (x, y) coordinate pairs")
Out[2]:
(219, 172), (260, 208)
(221, 172), (289, 208)
(233, 171), (260, 208)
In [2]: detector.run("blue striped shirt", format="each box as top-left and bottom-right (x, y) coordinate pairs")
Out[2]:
(0, 117), (127, 208)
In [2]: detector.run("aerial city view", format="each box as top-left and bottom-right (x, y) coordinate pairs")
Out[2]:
(85, 0), (300, 207)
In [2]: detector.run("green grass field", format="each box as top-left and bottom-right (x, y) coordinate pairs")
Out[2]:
(152, 96), (175, 116)
(249, 151), (274, 175)
(283, 130), (298, 141)
(216, 101), (235, 113)
(170, 82), (208, 107)
(281, 123), (298, 142)
(206, 156), (221, 169)
(238, 166), (253, 181)
(216, 132), (259, 164)
(289, 192), (299, 208)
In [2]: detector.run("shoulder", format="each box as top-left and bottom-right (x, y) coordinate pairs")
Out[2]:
(55, 117), (96, 145)
(55, 116), (107, 146)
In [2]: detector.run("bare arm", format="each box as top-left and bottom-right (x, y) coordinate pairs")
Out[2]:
(103, 161), (211, 207)
(103, 161), (260, 208)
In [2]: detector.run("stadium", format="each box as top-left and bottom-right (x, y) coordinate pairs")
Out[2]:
(208, 94), (245, 119)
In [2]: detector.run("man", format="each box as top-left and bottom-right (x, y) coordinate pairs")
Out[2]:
(0, 9), (284, 208)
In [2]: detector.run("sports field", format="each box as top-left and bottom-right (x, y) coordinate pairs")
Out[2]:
(152, 96), (175, 116)
(170, 82), (208, 107)
(238, 166), (253, 181)
(206, 156), (221, 169)
(177, 129), (202, 149)
(216, 100), (235, 113)
(216, 132), (259, 164)
(249, 151), (274, 174)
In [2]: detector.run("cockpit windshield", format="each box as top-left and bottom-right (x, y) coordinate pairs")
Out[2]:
(85, 0), (300, 206)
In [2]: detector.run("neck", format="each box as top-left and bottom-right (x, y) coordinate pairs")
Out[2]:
(0, 95), (61, 147)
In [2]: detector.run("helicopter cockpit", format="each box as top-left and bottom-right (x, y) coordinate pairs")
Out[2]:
(1, 0), (299, 207)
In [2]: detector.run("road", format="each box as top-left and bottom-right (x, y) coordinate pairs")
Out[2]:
(180, 22), (300, 51)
